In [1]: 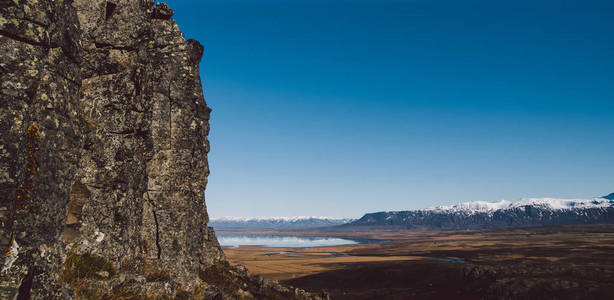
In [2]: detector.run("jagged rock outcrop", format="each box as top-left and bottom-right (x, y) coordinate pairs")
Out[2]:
(65, 0), (223, 295)
(1, 1), (323, 299)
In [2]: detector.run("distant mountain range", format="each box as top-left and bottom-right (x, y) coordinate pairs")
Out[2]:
(210, 216), (354, 230)
(346, 194), (614, 230)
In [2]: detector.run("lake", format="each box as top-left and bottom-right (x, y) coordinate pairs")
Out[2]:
(217, 234), (361, 248)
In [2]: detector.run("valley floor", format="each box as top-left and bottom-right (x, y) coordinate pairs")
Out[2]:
(221, 225), (614, 299)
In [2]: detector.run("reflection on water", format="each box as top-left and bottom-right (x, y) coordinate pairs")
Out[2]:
(218, 234), (359, 248)
(327, 252), (352, 257)
(438, 257), (467, 264)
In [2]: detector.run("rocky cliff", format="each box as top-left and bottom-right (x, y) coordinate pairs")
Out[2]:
(1, 1), (322, 299)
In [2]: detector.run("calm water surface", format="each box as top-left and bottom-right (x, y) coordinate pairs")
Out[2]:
(218, 234), (360, 248)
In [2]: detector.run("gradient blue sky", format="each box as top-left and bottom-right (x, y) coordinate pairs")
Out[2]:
(172, 0), (614, 218)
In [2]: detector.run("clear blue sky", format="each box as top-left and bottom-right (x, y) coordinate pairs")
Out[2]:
(172, 0), (614, 218)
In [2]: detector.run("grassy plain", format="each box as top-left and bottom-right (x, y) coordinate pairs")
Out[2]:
(221, 225), (614, 299)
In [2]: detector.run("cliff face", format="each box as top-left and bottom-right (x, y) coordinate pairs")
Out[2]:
(1, 1), (320, 299)
(67, 0), (224, 294)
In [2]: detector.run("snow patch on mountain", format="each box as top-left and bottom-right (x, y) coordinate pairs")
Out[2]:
(424, 197), (614, 214)
(426, 200), (512, 213)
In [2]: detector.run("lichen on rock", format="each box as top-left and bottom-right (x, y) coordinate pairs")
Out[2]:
(1, 0), (83, 297)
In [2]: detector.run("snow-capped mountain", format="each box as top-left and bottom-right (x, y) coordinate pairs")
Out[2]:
(424, 197), (613, 214)
(210, 216), (354, 230)
(348, 194), (614, 230)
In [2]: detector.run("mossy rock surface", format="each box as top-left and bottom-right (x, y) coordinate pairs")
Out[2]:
(61, 253), (116, 282)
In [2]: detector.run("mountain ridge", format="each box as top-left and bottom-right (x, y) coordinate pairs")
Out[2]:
(211, 216), (354, 230)
(347, 195), (614, 230)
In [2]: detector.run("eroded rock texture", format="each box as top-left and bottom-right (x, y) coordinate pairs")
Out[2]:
(0, 0), (82, 298)
(1, 1), (322, 299)
(65, 0), (223, 294)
